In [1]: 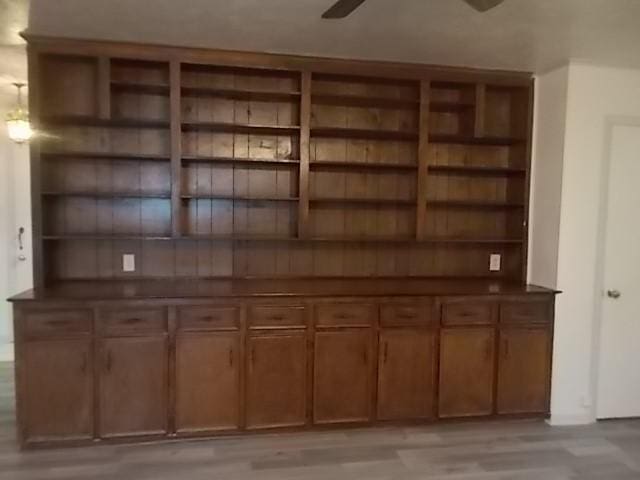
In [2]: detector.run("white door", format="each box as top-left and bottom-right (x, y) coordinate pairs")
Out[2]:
(596, 124), (640, 419)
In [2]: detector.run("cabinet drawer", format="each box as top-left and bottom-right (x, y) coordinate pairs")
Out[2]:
(24, 310), (92, 338)
(248, 306), (306, 329)
(442, 302), (493, 326)
(101, 308), (167, 335)
(178, 306), (239, 331)
(316, 304), (376, 327)
(380, 304), (433, 327)
(500, 302), (549, 324)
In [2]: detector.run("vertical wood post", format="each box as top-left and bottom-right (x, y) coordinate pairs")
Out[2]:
(298, 71), (312, 238)
(170, 61), (182, 238)
(416, 80), (431, 240)
(474, 83), (486, 138)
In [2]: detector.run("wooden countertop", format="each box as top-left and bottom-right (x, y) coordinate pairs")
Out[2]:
(9, 278), (558, 302)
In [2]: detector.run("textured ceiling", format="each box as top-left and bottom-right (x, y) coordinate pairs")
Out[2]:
(23, 0), (640, 73)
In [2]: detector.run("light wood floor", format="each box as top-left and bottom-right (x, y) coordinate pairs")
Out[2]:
(0, 362), (639, 479)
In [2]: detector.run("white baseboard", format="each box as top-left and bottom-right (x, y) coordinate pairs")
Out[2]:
(547, 412), (595, 426)
(0, 343), (14, 362)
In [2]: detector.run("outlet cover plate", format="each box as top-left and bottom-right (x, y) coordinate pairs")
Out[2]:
(123, 254), (136, 272)
(489, 253), (501, 272)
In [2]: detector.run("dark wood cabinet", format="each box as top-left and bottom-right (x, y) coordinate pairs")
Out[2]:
(11, 285), (556, 449)
(313, 329), (373, 424)
(439, 328), (496, 418)
(377, 329), (436, 420)
(10, 35), (556, 449)
(22, 339), (93, 442)
(497, 327), (552, 414)
(176, 333), (240, 432)
(246, 331), (308, 429)
(98, 336), (168, 437)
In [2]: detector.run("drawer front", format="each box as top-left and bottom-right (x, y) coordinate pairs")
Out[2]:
(442, 302), (494, 326)
(500, 302), (550, 324)
(24, 309), (92, 338)
(380, 304), (433, 327)
(101, 308), (167, 335)
(316, 303), (376, 327)
(248, 305), (306, 329)
(178, 306), (239, 331)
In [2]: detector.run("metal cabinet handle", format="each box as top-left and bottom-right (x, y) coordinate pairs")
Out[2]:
(229, 347), (234, 368)
(607, 290), (621, 299)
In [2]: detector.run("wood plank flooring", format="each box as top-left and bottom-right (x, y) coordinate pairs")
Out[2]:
(0, 362), (639, 479)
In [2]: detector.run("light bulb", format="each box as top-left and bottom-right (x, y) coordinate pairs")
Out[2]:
(6, 118), (33, 144)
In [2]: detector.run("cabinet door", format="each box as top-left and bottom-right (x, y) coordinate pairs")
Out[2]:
(314, 330), (372, 424)
(99, 336), (168, 437)
(439, 328), (495, 418)
(246, 331), (307, 429)
(378, 329), (436, 420)
(23, 339), (93, 442)
(497, 328), (552, 414)
(176, 333), (240, 433)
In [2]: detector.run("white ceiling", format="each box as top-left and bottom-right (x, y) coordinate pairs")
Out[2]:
(22, 0), (640, 73)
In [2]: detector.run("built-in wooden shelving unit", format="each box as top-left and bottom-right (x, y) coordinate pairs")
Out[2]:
(32, 46), (532, 284)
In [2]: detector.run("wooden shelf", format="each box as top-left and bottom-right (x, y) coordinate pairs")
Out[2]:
(427, 200), (525, 210)
(181, 155), (299, 166)
(311, 127), (418, 141)
(310, 197), (417, 207)
(181, 195), (298, 202)
(182, 122), (300, 135)
(180, 234), (298, 242)
(429, 134), (525, 146)
(112, 82), (301, 103)
(41, 151), (171, 162)
(182, 86), (300, 102)
(42, 191), (171, 199)
(43, 235), (173, 241)
(309, 161), (417, 172)
(312, 93), (418, 110)
(41, 115), (170, 130)
(429, 165), (526, 176)
(307, 236), (522, 244)
(430, 101), (475, 113)
(33, 43), (533, 284)
(431, 237), (524, 245)
(111, 81), (170, 96)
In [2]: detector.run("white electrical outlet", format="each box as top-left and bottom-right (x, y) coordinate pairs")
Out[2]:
(489, 253), (501, 272)
(122, 254), (136, 272)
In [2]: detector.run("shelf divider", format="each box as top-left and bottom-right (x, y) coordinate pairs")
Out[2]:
(97, 56), (111, 120)
(170, 60), (182, 239)
(416, 80), (431, 240)
(474, 83), (486, 138)
(298, 71), (312, 239)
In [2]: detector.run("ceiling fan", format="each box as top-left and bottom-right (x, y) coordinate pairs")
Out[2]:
(322, 0), (505, 19)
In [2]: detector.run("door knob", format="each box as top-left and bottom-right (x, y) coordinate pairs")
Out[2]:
(607, 290), (621, 299)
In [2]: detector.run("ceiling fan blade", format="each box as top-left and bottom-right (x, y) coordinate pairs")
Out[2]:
(462, 0), (505, 12)
(322, 0), (368, 19)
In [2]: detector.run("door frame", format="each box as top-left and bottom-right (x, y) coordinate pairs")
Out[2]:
(591, 116), (640, 419)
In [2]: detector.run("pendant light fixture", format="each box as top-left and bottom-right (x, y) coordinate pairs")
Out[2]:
(5, 82), (33, 144)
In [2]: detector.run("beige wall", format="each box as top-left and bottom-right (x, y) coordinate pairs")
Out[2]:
(0, 45), (31, 361)
(530, 62), (640, 425)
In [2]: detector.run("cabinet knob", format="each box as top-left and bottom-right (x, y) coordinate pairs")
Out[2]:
(607, 290), (621, 299)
